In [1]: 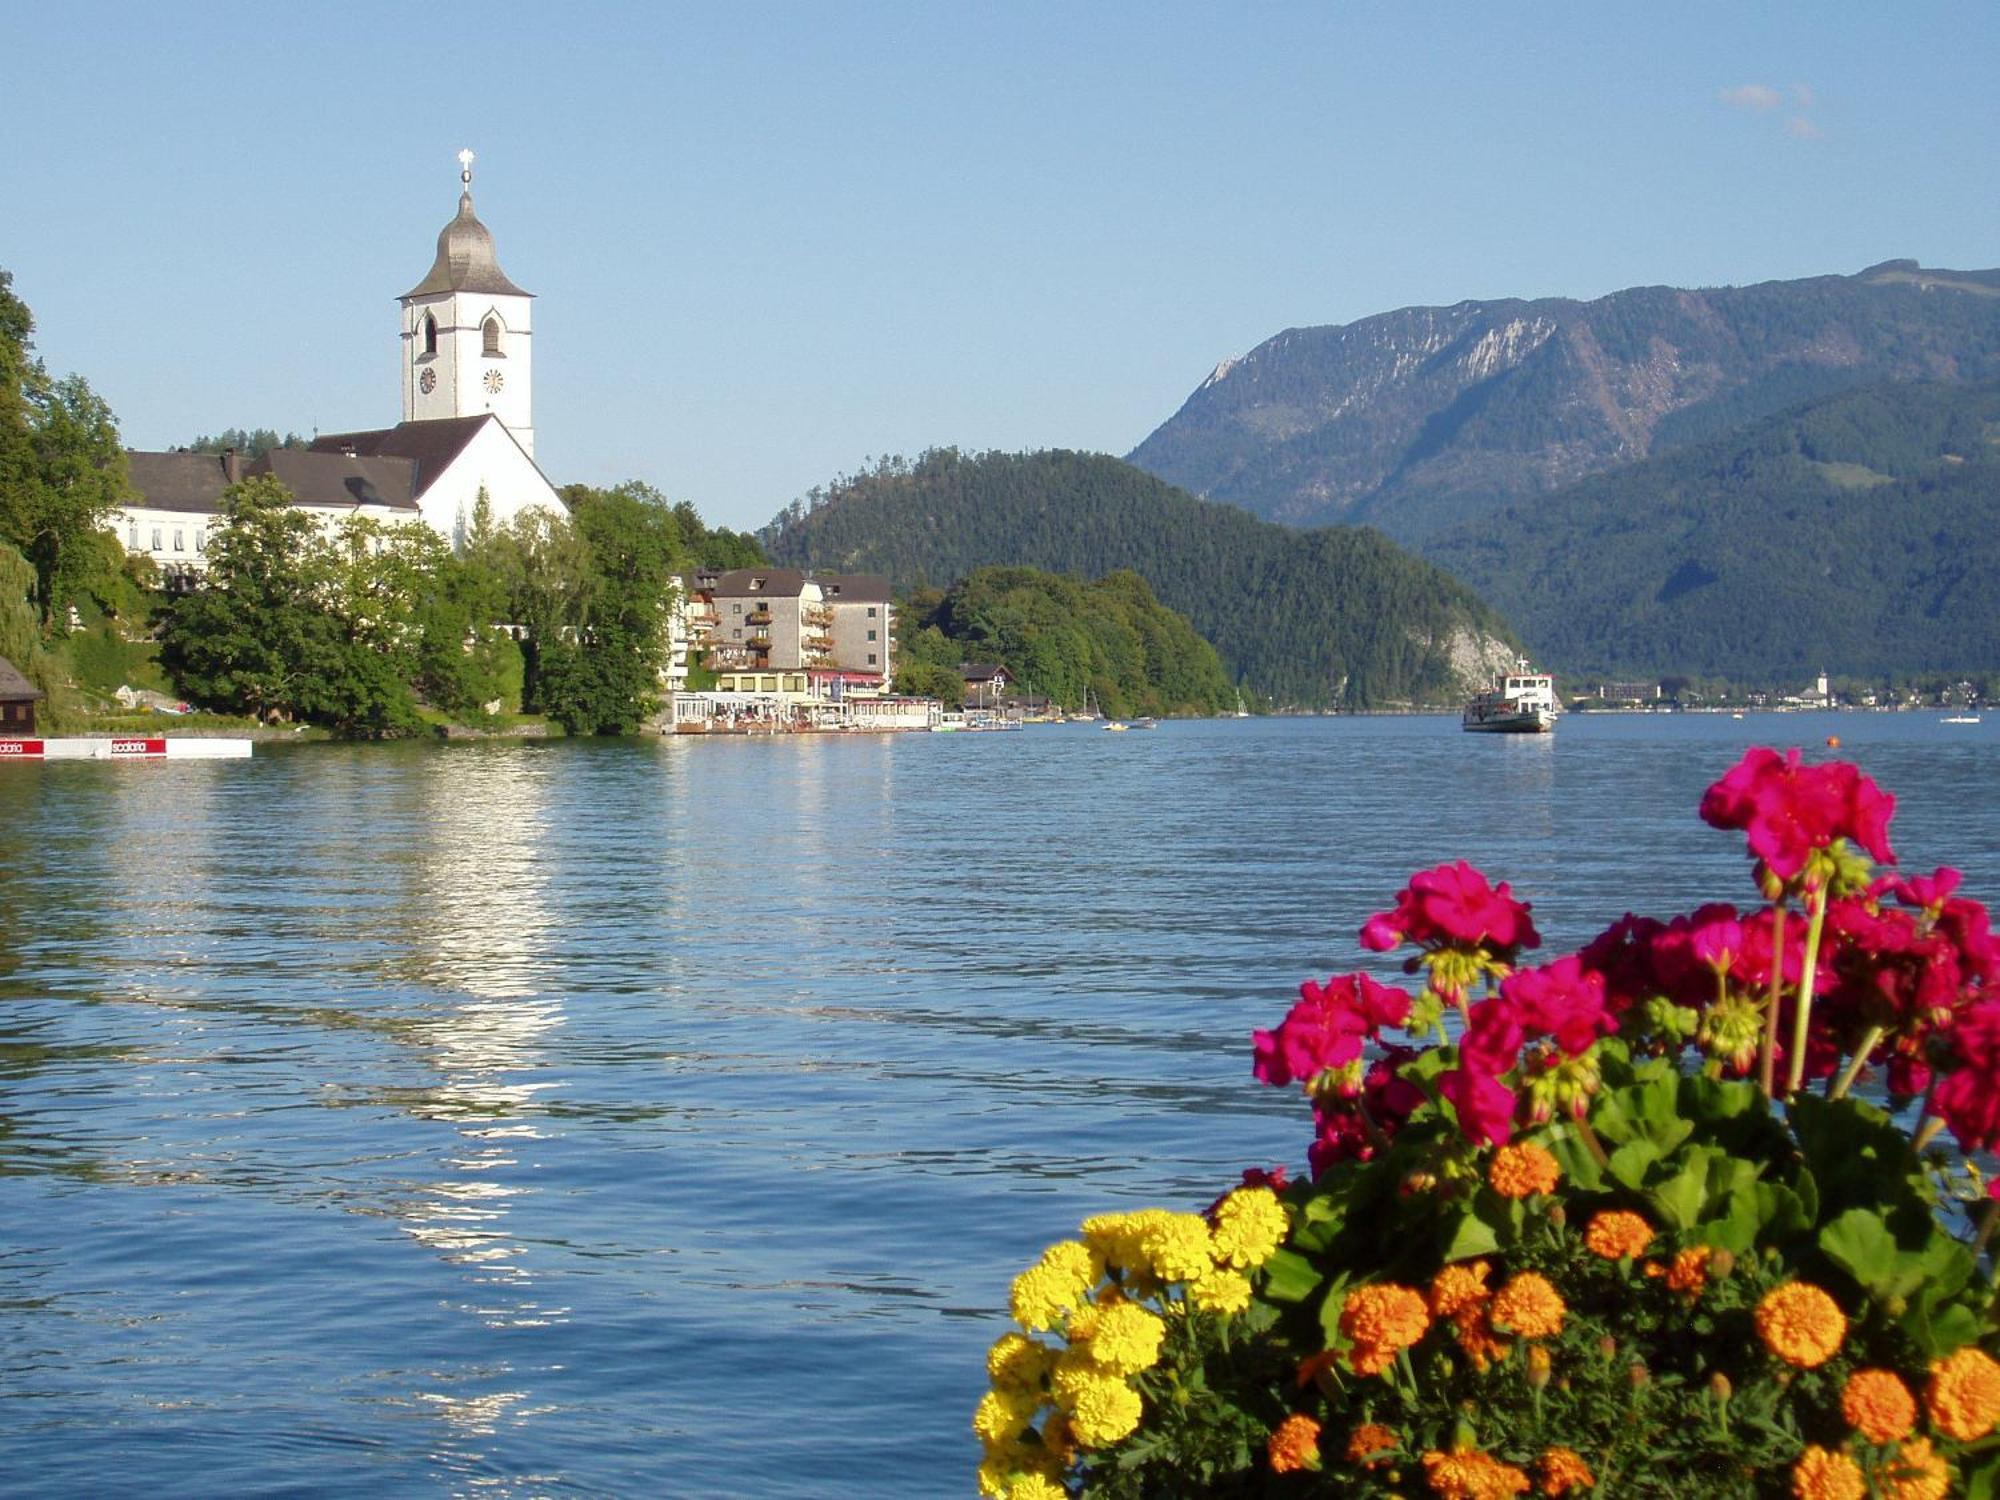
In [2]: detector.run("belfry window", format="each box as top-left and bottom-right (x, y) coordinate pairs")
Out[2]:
(483, 317), (503, 357)
(421, 314), (438, 357)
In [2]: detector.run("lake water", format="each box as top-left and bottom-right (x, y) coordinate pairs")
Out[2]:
(1, 713), (1995, 1497)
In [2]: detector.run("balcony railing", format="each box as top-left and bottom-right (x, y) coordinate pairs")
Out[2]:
(745, 609), (773, 626)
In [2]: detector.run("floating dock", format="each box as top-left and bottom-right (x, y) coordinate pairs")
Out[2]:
(0, 737), (253, 761)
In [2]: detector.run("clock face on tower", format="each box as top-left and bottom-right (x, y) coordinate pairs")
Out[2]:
(484, 369), (506, 394)
(419, 368), (437, 394)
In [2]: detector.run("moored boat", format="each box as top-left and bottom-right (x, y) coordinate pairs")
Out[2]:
(1462, 660), (1559, 734)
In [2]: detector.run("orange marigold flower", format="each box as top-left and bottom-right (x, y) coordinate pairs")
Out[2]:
(1489, 1142), (1561, 1199)
(1755, 1282), (1846, 1369)
(1583, 1210), (1654, 1261)
(1348, 1422), (1400, 1467)
(1340, 1283), (1430, 1369)
(1878, 1434), (1951, 1500)
(1537, 1446), (1594, 1495)
(1840, 1368), (1916, 1445)
(1423, 1445), (1532, 1498)
(1430, 1260), (1493, 1319)
(1790, 1444), (1865, 1500)
(1453, 1302), (1512, 1371)
(1665, 1245), (1714, 1296)
(1490, 1272), (1566, 1339)
(1925, 1346), (2000, 1442)
(1267, 1413), (1321, 1475)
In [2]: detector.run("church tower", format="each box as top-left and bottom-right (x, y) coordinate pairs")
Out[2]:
(399, 150), (535, 456)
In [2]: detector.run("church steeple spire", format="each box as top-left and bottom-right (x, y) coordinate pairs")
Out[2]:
(398, 152), (536, 456)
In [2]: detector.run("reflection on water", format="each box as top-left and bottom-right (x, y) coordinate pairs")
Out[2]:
(0, 715), (1995, 1497)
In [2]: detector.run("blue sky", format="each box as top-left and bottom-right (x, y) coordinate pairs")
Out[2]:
(3, 2), (1996, 533)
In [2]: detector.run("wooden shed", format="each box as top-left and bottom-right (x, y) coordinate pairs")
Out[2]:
(0, 656), (43, 736)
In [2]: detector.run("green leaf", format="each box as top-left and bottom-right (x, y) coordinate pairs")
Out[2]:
(1259, 1247), (1323, 1304)
(1817, 1208), (1902, 1292)
(1644, 1146), (1727, 1229)
(1607, 1139), (1661, 1191)
(1441, 1206), (1502, 1262)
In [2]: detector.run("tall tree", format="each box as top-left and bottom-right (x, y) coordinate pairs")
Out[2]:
(0, 269), (130, 623)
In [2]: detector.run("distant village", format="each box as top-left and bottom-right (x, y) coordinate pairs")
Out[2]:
(89, 153), (966, 736)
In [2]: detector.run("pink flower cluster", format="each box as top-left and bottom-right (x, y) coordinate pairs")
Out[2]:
(1253, 749), (2000, 1174)
(1698, 746), (1896, 881)
(1253, 975), (1423, 1173)
(1359, 861), (1540, 955)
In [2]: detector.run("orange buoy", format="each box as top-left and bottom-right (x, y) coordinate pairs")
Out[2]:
(1826, 735), (1841, 749)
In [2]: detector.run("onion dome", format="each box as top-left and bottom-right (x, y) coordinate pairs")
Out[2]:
(401, 188), (531, 300)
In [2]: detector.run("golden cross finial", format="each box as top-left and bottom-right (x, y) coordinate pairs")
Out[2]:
(457, 148), (475, 188)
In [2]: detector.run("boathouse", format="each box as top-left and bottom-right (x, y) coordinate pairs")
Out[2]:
(0, 656), (42, 736)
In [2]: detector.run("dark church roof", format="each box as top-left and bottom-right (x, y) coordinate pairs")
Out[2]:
(401, 190), (532, 300)
(0, 656), (42, 702)
(124, 449), (419, 515)
(308, 415), (503, 498)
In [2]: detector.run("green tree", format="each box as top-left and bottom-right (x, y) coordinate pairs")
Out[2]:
(0, 270), (130, 624)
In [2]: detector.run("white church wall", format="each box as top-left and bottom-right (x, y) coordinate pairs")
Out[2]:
(414, 419), (562, 545)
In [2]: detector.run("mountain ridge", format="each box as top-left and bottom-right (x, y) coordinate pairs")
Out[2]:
(1128, 261), (2000, 544)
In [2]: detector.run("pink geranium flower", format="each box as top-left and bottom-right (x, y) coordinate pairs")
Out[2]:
(1252, 974), (1412, 1089)
(1499, 956), (1615, 1056)
(1699, 748), (1897, 881)
(1438, 1061), (1517, 1147)
(1359, 861), (1540, 954)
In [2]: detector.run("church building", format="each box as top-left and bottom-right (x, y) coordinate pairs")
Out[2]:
(117, 152), (563, 582)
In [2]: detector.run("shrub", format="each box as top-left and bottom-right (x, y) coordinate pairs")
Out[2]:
(979, 749), (1999, 1498)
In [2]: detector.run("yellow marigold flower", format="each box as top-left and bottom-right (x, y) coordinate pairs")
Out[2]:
(1790, 1445), (1865, 1500)
(1340, 1283), (1431, 1355)
(974, 1388), (1040, 1447)
(1488, 1142), (1561, 1199)
(1267, 1413), (1322, 1474)
(1080, 1209), (1166, 1273)
(1430, 1259), (1493, 1319)
(1053, 1369), (1142, 1447)
(1878, 1434), (1951, 1500)
(1925, 1345), (2000, 1441)
(1582, 1210), (1653, 1261)
(1347, 1422), (1399, 1466)
(1755, 1283), (1847, 1369)
(1138, 1213), (1215, 1285)
(1004, 1476), (1068, 1500)
(1188, 1267), (1252, 1315)
(1211, 1185), (1289, 1270)
(987, 1332), (1057, 1397)
(976, 1439), (1060, 1500)
(1037, 1415), (1077, 1468)
(1537, 1446), (1594, 1495)
(1423, 1444), (1532, 1498)
(1665, 1245), (1714, 1296)
(1840, 1368), (1916, 1445)
(1078, 1301), (1165, 1377)
(1490, 1272), (1566, 1340)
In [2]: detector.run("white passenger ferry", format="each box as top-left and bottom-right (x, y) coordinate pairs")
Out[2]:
(1462, 660), (1559, 734)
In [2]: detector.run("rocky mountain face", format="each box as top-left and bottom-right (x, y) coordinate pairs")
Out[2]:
(1128, 262), (2000, 544)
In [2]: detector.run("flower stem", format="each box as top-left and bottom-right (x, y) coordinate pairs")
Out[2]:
(1783, 885), (1830, 1097)
(1975, 1198), (2000, 1257)
(1913, 1115), (1947, 1152)
(1574, 1116), (1612, 1171)
(1829, 1026), (1885, 1101)
(1758, 902), (1787, 1099)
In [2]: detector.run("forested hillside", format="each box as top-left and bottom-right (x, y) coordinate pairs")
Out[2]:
(760, 448), (1516, 708)
(1427, 380), (2000, 678)
(1129, 261), (2000, 544)
(895, 567), (1235, 717)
